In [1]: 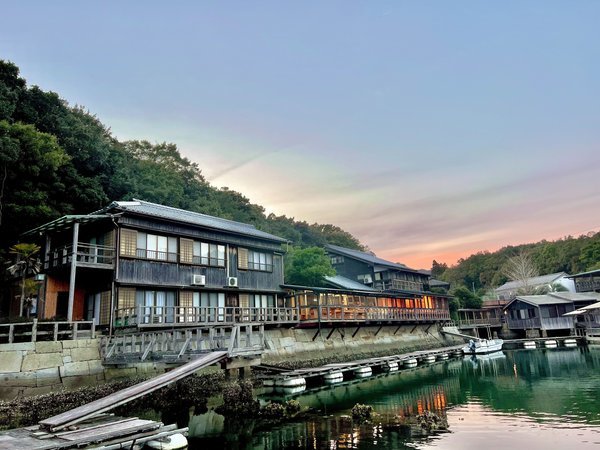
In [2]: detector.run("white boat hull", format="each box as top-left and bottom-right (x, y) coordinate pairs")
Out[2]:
(462, 339), (504, 355)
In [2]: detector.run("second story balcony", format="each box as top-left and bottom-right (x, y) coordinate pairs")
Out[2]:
(374, 279), (425, 292)
(46, 243), (115, 270)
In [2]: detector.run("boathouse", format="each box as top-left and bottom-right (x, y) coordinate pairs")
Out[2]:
(567, 269), (600, 294)
(495, 272), (574, 301)
(502, 292), (600, 337)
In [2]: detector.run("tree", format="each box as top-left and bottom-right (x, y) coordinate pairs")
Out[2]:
(431, 260), (448, 279)
(7, 243), (41, 317)
(451, 286), (482, 309)
(284, 247), (335, 287)
(501, 251), (540, 295)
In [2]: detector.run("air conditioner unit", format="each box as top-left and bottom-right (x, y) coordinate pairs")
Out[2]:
(227, 277), (238, 288)
(192, 274), (206, 285)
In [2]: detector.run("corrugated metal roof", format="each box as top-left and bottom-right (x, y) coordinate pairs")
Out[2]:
(495, 272), (568, 292)
(514, 295), (573, 306)
(324, 275), (378, 291)
(326, 244), (415, 272)
(101, 199), (287, 243)
(22, 215), (113, 237)
(567, 268), (600, 278)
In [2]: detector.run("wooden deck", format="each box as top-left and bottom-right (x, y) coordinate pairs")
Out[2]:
(0, 415), (185, 450)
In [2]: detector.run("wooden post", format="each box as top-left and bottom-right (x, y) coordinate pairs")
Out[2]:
(8, 324), (14, 344)
(32, 319), (38, 342)
(53, 322), (58, 341)
(67, 222), (80, 322)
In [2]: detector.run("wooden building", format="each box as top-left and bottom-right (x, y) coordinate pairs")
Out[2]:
(23, 200), (287, 328)
(567, 269), (600, 294)
(22, 200), (451, 331)
(502, 292), (600, 337)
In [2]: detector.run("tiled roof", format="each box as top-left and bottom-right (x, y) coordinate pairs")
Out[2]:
(326, 244), (415, 272)
(495, 272), (568, 292)
(100, 199), (287, 243)
(514, 294), (573, 306)
(324, 275), (378, 291)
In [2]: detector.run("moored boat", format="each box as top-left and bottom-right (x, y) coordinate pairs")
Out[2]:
(462, 338), (504, 355)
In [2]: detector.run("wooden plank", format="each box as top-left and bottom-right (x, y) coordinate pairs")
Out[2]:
(39, 351), (228, 432)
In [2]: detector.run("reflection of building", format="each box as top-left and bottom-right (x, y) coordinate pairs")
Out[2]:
(495, 272), (574, 301)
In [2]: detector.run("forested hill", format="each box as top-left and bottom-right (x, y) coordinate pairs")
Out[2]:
(0, 60), (363, 261)
(434, 232), (600, 293)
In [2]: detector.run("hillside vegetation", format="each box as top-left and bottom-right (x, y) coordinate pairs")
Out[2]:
(0, 60), (363, 266)
(435, 232), (600, 293)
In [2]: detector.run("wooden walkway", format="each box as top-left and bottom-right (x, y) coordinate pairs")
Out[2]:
(0, 415), (185, 450)
(39, 351), (228, 432)
(268, 345), (464, 382)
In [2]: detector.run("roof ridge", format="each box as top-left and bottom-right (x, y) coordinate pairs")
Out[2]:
(129, 198), (259, 230)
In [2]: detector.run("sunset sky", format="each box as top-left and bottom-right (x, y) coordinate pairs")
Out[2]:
(2, 2), (599, 269)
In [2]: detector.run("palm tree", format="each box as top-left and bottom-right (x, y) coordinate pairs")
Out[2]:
(7, 243), (41, 317)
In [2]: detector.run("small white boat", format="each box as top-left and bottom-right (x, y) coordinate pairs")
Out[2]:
(324, 371), (344, 384)
(383, 361), (399, 371)
(403, 358), (418, 368)
(354, 366), (372, 378)
(145, 433), (188, 450)
(462, 338), (504, 355)
(275, 377), (306, 388)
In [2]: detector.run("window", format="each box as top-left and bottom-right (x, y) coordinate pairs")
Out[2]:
(136, 232), (177, 262)
(248, 250), (273, 271)
(192, 292), (225, 322)
(191, 241), (226, 267)
(252, 294), (275, 308)
(135, 290), (176, 323)
(331, 256), (344, 264)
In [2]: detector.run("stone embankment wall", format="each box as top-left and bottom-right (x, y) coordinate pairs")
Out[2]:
(262, 324), (460, 364)
(0, 339), (159, 400)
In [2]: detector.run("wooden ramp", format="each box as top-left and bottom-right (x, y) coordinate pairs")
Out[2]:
(39, 350), (228, 432)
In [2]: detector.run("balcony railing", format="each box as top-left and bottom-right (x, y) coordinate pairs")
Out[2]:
(0, 320), (95, 343)
(47, 243), (115, 269)
(507, 316), (574, 330)
(114, 305), (450, 328)
(373, 279), (425, 292)
(115, 306), (300, 327)
(457, 317), (503, 327)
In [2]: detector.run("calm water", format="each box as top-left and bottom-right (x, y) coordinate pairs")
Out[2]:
(186, 347), (600, 449)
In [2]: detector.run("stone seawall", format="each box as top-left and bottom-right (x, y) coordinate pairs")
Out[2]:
(0, 339), (160, 400)
(262, 324), (460, 364)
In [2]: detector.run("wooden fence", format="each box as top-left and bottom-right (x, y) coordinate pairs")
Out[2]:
(0, 320), (95, 343)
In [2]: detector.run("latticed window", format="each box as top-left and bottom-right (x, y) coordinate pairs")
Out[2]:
(238, 248), (248, 270)
(99, 291), (111, 325)
(180, 238), (194, 264)
(120, 229), (137, 257)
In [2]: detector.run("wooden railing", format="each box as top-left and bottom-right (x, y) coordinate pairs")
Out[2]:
(373, 279), (425, 292)
(115, 306), (299, 327)
(47, 243), (115, 269)
(507, 316), (574, 330)
(0, 320), (95, 343)
(304, 306), (450, 322)
(457, 317), (502, 327)
(114, 305), (451, 328)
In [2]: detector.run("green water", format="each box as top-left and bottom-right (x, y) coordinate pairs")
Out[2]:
(187, 347), (600, 449)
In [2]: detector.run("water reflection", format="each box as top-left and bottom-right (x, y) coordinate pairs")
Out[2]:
(186, 347), (600, 449)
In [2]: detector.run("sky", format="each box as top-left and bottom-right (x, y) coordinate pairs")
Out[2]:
(1, 2), (599, 269)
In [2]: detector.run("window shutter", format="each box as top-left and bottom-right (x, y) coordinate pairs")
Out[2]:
(120, 229), (137, 257)
(238, 248), (248, 270)
(239, 293), (250, 308)
(118, 287), (136, 309)
(180, 238), (193, 264)
(179, 291), (193, 307)
(99, 291), (111, 325)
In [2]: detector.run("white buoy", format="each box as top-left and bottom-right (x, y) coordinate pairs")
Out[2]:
(544, 340), (558, 348)
(278, 385), (306, 395)
(563, 338), (577, 347)
(275, 377), (306, 388)
(145, 433), (188, 450)
(354, 366), (372, 378)
(523, 341), (536, 349)
(324, 371), (344, 384)
(383, 361), (399, 372)
(422, 355), (436, 364)
(452, 350), (463, 357)
(437, 353), (449, 361)
(403, 358), (418, 368)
